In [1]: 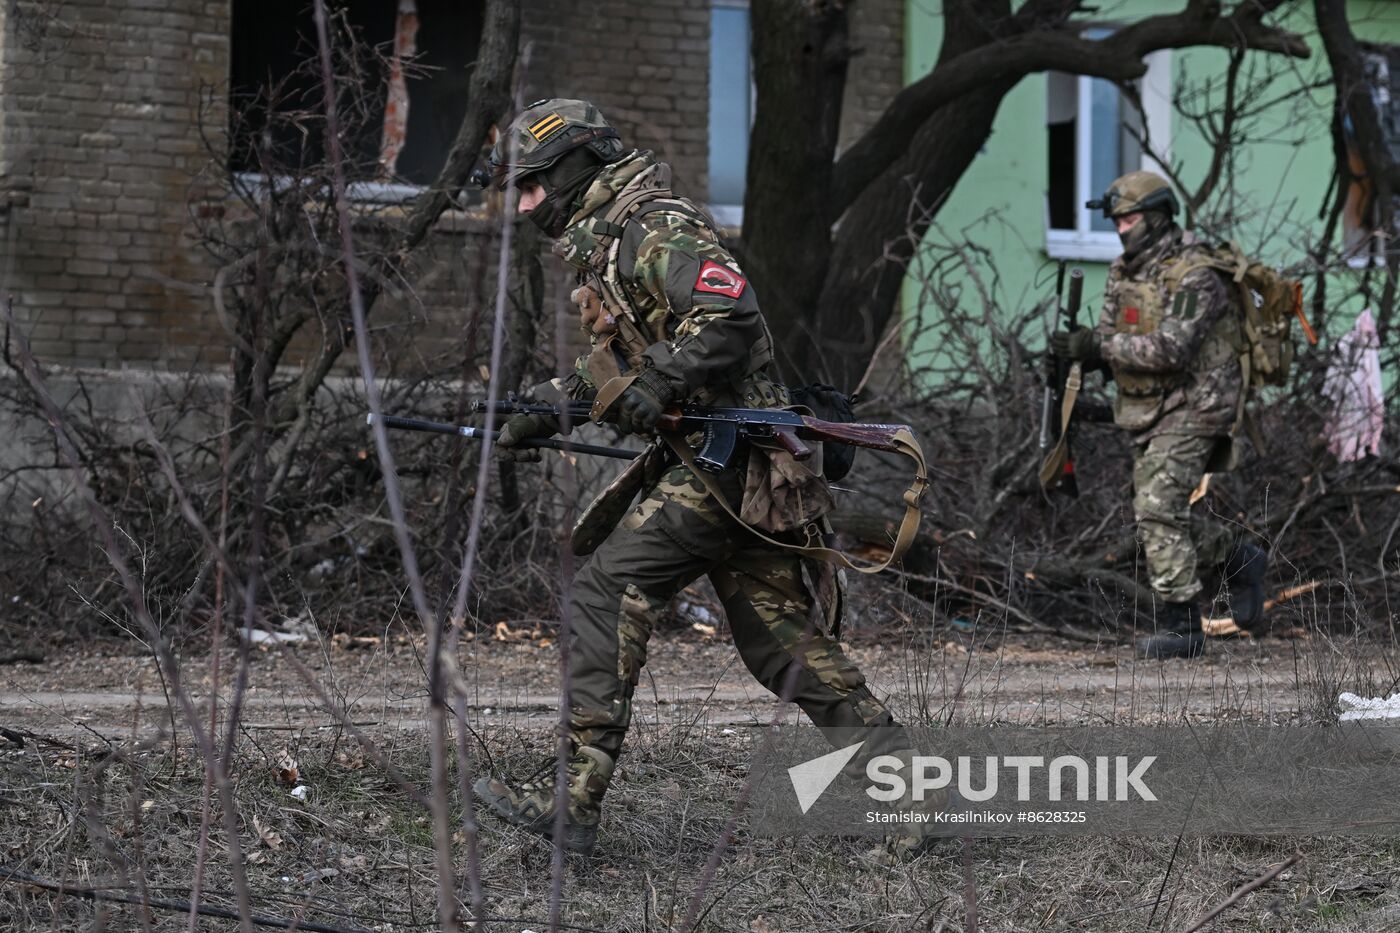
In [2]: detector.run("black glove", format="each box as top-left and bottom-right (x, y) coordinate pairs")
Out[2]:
(1050, 327), (1102, 362)
(495, 411), (558, 463)
(612, 368), (676, 436)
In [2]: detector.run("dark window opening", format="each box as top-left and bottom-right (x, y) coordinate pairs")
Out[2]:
(1046, 72), (1077, 232)
(229, 0), (483, 187)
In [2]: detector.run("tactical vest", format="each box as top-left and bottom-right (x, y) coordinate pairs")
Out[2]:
(1106, 245), (1244, 428)
(564, 163), (929, 582)
(567, 163), (786, 409)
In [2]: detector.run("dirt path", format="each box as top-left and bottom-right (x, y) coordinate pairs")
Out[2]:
(0, 628), (1329, 743)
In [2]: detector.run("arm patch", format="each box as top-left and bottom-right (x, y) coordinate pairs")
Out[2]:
(694, 260), (746, 298)
(1171, 290), (1198, 319)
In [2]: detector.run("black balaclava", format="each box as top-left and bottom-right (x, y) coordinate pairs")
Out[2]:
(1119, 209), (1175, 262)
(525, 146), (606, 237)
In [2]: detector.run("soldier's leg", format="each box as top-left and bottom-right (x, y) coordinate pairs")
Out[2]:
(475, 466), (728, 852)
(1192, 513), (1238, 571)
(568, 466), (730, 758)
(715, 551), (942, 859)
(1132, 434), (1220, 658)
(712, 550), (900, 745)
(1132, 434), (1221, 604)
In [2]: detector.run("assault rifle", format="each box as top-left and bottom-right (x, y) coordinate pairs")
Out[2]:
(470, 398), (917, 473)
(368, 400), (920, 474)
(1038, 265), (1084, 496)
(370, 399), (929, 573)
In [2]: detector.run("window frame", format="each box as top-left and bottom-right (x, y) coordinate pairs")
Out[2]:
(707, 0), (753, 229)
(1045, 49), (1173, 262)
(226, 0), (484, 202)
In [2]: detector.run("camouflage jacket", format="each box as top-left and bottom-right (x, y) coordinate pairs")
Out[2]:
(1094, 228), (1244, 439)
(550, 150), (782, 408)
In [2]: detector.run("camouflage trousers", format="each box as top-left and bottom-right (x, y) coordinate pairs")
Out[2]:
(567, 462), (897, 759)
(1132, 433), (1237, 604)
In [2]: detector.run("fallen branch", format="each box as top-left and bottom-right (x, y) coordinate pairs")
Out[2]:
(1182, 850), (1303, 933)
(1265, 580), (1323, 610)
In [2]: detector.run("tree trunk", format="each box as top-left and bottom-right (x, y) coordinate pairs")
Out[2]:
(805, 82), (1014, 389)
(742, 0), (850, 384)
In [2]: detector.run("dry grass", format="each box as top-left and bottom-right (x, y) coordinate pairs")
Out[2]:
(2, 619), (1399, 933)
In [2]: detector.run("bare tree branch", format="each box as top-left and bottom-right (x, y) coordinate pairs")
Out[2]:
(830, 0), (1310, 214)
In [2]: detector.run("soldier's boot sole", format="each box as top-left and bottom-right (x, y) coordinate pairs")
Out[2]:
(472, 777), (600, 854)
(1136, 631), (1206, 660)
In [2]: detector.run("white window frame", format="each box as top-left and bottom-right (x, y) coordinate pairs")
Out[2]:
(1045, 49), (1173, 262)
(707, 0), (753, 229)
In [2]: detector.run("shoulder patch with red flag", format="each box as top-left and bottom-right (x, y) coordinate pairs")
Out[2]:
(693, 260), (746, 299)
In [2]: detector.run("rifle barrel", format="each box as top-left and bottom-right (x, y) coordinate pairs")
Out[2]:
(1066, 268), (1084, 328)
(365, 413), (639, 461)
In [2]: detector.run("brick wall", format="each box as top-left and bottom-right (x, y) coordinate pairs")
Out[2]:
(841, 0), (904, 150)
(0, 0), (904, 372)
(523, 0), (712, 202)
(0, 0), (229, 368)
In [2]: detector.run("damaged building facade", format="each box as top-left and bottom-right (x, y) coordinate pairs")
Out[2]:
(0, 0), (902, 372)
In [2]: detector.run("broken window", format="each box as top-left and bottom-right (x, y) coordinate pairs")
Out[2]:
(1045, 35), (1171, 261)
(229, 0), (483, 189)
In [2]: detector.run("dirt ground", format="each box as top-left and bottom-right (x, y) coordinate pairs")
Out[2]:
(2, 626), (1398, 931)
(0, 625), (1333, 740)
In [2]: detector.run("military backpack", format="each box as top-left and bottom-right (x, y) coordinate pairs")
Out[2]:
(1166, 241), (1316, 389)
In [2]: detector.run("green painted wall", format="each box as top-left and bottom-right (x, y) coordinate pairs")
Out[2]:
(902, 1), (1400, 370)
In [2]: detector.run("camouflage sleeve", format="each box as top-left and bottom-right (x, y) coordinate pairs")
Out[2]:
(1094, 263), (1123, 339)
(622, 213), (766, 396)
(1101, 268), (1233, 374)
(568, 353), (597, 400)
(1094, 293), (1116, 337)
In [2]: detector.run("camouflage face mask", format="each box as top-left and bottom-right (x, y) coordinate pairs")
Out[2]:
(1120, 210), (1173, 259)
(526, 148), (606, 238)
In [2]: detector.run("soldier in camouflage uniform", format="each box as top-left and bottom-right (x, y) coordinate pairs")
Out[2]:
(1052, 171), (1266, 659)
(470, 100), (910, 853)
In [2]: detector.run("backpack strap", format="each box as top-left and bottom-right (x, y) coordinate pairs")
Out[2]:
(1162, 241), (1259, 458)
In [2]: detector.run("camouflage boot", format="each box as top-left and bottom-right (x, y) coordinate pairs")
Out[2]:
(877, 748), (956, 862)
(473, 745), (615, 854)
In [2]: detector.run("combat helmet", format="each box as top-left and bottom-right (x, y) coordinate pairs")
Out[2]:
(1086, 170), (1179, 219)
(476, 98), (623, 191)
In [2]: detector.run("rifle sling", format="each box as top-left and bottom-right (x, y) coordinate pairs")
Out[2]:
(658, 427), (928, 575)
(1038, 361), (1082, 489)
(590, 373), (637, 423)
